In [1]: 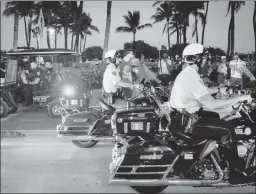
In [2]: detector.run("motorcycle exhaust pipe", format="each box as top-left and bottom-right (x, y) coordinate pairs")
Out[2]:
(74, 135), (114, 142)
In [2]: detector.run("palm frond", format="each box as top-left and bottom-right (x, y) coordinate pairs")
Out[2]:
(198, 12), (206, 25)
(162, 22), (167, 35)
(192, 23), (196, 37)
(153, 1), (164, 7)
(137, 23), (152, 30)
(169, 28), (177, 36)
(116, 26), (133, 33)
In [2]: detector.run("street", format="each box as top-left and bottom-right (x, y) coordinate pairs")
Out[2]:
(1, 109), (255, 193)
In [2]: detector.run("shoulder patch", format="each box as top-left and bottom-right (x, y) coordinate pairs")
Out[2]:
(112, 71), (116, 75)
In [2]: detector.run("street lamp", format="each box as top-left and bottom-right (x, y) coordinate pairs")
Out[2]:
(47, 26), (55, 48)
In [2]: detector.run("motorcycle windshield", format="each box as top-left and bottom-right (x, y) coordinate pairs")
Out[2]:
(5, 60), (18, 85)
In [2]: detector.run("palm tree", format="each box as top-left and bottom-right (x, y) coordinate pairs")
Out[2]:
(33, 1), (61, 49)
(31, 26), (39, 48)
(116, 11), (152, 52)
(253, 2), (256, 53)
(0, 2), (2, 51)
(173, 2), (192, 45)
(226, 1), (245, 56)
(191, 2), (205, 43)
(201, 1), (209, 45)
(168, 12), (184, 44)
(3, 2), (20, 51)
(151, 1), (173, 51)
(81, 13), (99, 52)
(53, 2), (74, 49)
(102, 1), (112, 61)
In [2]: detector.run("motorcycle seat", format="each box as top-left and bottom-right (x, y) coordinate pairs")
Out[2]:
(98, 99), (116, 113)
(190, 118), (231, 140)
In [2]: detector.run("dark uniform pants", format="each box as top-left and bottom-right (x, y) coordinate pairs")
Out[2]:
(23, 84), (33, 106)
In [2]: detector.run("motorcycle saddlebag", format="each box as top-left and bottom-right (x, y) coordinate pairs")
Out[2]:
(114, 107), (160, 136)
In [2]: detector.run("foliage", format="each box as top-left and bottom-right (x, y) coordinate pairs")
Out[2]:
(62, 62), (107, 90)
(124, 40), (159, 59)
(82, 46), (103, 61)
(169, 43), (190, 56)
(205, 46), (226, 56)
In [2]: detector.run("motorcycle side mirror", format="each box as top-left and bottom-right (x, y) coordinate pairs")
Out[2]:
(141, 78), (145, 85)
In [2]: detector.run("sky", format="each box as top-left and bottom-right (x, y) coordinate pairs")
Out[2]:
(1, 1), (255, 53)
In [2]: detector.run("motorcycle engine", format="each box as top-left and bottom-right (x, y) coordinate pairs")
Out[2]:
(191, 158), (218, 180)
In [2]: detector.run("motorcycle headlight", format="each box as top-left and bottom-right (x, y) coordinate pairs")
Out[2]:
(63, 85), (75, 97)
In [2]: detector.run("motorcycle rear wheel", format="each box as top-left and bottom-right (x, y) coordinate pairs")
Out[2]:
(72, 140), (98, 148)
(131, 186), (168, 194)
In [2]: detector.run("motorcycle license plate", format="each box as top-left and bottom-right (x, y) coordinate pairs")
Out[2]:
(70, 100), (78, 105)
(131, 122), (143, 131)
(33, 96), (49, 102)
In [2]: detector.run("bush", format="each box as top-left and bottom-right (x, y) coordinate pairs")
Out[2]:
(63, 62), (107, 90)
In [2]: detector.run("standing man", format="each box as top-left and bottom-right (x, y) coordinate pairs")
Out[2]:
(217, 56), (230, 85)
(158, 51), (172, 85)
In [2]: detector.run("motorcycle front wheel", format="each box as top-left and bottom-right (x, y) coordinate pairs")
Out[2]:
(72, 140), (99, 148)
(131, 186), (168, 194)
(0, 100), (9, 118)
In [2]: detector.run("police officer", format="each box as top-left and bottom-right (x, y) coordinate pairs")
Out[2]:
(102, 50), (143, 107)
(22, 60), (45, 106)
(170, 43), (252, 184)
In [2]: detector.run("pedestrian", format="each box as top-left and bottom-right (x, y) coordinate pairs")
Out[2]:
(217, 56), (230, 85)
(158, 51), (172, 85)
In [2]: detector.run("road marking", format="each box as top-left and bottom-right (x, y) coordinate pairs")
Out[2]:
(19, 119), (43, 122)
(1, 113), (20, 122)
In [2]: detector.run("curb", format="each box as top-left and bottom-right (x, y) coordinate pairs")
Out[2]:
(1, 130), (26, 138)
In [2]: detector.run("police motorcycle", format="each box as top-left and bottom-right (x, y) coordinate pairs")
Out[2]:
(0, 60), (19, 118)
(6, 49), (78, 118)
(56, 78), (170, 148)
(108, 92), (256, 194)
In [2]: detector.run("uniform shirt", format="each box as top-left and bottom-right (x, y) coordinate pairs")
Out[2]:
(103, 63), (122, 93)
(229, 59), (246, 79)
(158, 58), (172, 75)
(30, 67), (45, 81)
(169, 65), (210, 114)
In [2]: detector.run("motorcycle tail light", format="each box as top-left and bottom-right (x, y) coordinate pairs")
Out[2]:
(140, 154), (163, 160)
(111, 112), (117, 135)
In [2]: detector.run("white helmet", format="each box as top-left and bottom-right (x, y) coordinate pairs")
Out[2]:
(182, 43), (204, 64)
(104, 50), (117, 59)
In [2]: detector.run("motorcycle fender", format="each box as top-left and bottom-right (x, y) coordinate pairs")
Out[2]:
(89, 115), (112, 136)
(199, 140), (217, 160)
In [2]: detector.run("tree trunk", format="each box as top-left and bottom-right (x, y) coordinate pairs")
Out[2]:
(23, 16), (29, 47)
(83, 34), (87, 52)
(28, 16), (32, 48)
(75, 33), (79, 52)
(36, 36), (39, 49)
(179, 29), (182, 45)
(0, 2), (1, 51)
(71, 34), (74, 50)
(176, 27), (179, 44)
(13, 11), (19, 51)
(167, 19), (171, 52)
(102, 1), (112, 61)
(55, 29), (57, 49)
(64, 27), (68, 49)
(201, 1), (209, 45)
(195, 14), (199, 43)
(80, 35), (83, 53)
(230, 3), (235, 56)
(183, 24), (187, 45)
(254, 2), (256, 53)
(132, 32), (136, 53)
(47, 30), (51, 49)
(227, 20), (231, 57)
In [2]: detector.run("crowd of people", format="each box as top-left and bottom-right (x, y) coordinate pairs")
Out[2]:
(16, 56), (55, 106)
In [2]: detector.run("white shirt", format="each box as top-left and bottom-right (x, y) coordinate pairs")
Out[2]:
(158, 58), (172, 75)
(229, 59), (246, 79)
(169, 66), (210, 114)
(103, 63), (122, 93)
